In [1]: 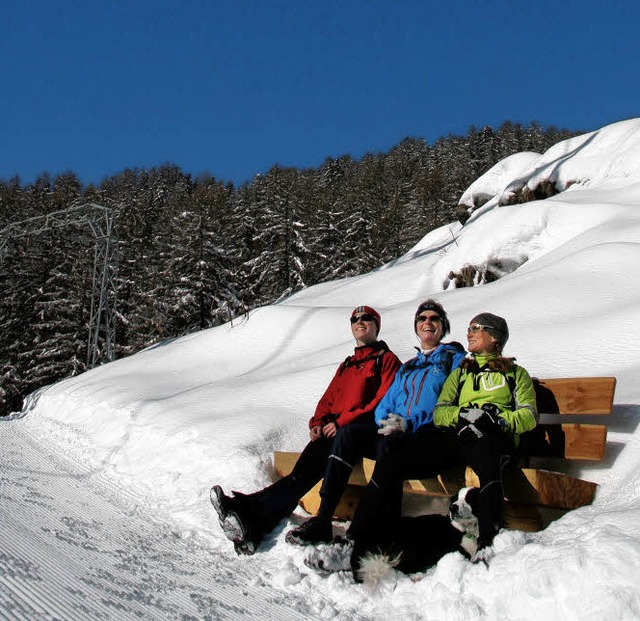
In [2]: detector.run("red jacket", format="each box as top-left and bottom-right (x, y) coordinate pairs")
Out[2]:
(309, 341), (401, 429)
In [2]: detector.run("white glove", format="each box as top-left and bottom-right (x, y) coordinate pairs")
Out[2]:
(458, 406), (485, 425)
(377, 413), (407, 436)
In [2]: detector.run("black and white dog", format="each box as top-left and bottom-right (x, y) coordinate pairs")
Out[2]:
(355, 486), (481, 585)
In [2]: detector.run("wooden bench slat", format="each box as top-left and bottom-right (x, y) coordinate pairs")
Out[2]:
(362, 458), (468, 497)
(517, 468), (597, 509)
(521, 423), (607, 460)
(401, 472), (469, 497)
(273, 451), (297, 477)
(298, 481), (364, 520)
(466, 467), (597, 510)
(534, 377), (616, 415)
(563, 423), (607, 460)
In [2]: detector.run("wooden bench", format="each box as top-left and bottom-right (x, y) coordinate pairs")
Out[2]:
(274, 377), (616, 532)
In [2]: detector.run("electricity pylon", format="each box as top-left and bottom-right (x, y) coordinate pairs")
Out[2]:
(0, 203), (118, 368)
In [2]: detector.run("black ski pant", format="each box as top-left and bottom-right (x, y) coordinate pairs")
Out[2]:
(238, 422), (379, 540)
(238, 435), (332, 538)
(348, 426), (515, 550)
(316, 422), (380, 520)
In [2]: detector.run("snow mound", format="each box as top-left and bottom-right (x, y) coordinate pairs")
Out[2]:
(459, 151), (541, 209)
(462, 118), (640, 222)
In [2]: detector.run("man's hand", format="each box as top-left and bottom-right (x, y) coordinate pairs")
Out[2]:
(322, 422), (338, 438)
(309, 425), (323, 441)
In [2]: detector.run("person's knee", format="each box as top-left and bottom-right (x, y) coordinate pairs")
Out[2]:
(330, 425), (362, 458)
(332, 424), (351, 445)
(369, 456), (403, 488)
(375, 434), (404, 459)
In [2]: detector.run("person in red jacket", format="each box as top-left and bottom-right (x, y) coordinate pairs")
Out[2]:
(210, 306), (401, 555)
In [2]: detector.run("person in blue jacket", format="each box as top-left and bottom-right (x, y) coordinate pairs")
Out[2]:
(374, 316), (466, 434)
(286, 299), (465, 546)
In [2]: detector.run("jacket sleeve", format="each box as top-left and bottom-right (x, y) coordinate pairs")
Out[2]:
(500, 365), (538, 435)
(336, 351), (401, 428)
(309, 365), (343, 428)
(452, 350), (467, 373)
(433, 367), (464, 429)
(411, 350), (467, 431)
(374, 368), (403, 426)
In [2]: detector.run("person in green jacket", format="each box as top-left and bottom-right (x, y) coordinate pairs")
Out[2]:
(432, 311), (537, 557)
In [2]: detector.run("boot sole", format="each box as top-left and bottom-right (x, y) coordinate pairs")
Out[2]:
(234, 539), (257, 556)
(223, 511), (260, 556)
(221, 511), (246, 542)
(210, 485), (228, 522)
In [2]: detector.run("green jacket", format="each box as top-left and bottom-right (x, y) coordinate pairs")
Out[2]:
(433, 354), (538, 443)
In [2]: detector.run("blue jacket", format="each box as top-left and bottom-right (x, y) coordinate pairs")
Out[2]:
(375, 342), (466, 433)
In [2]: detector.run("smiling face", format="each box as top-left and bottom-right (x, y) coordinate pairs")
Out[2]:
(351, 313), (378, 346)
(415, 312), (444, 349)
(467, 323), (498, 355)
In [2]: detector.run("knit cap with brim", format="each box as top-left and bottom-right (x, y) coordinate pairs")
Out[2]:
(352, 305), (381, 334)
(470, 312), (509, 349)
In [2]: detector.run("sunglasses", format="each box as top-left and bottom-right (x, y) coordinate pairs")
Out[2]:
(467, 323), (490, 333)
(416, 314), (442, 323)
(350, 313), (376, 324)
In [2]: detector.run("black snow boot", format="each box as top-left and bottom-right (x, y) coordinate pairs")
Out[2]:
(285, 516), (333, 546)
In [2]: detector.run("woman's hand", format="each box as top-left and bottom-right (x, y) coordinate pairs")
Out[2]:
(377, 413), (407, 436)
(322, 422), (338, 438)
(309, 425), (323, 441)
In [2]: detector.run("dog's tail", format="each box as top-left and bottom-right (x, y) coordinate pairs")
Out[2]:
(356, 551), (401, 589)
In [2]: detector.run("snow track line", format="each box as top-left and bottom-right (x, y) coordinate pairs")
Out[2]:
(0, 420), (318, 620)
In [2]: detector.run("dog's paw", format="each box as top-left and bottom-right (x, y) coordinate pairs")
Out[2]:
(470, 545), (495, 566)
(304, 540), (353, 575)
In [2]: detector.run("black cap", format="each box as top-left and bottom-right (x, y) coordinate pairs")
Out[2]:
(414, 300), (450, 336)
(470, 312), (509, 349)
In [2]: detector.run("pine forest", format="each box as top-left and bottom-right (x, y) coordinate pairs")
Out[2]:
(0, 121), (579, 415)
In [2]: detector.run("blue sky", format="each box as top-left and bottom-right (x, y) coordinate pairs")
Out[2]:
(2, 0), (639, 187)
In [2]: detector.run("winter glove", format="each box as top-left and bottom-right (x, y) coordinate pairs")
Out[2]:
(457, 406), (485, 441)
(377, 413), (408, 436)
(457, 403), (506, 441)
(480, 403), (508, 431)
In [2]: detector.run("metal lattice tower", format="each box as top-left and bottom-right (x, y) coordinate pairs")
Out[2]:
(0, 203), (118, 368)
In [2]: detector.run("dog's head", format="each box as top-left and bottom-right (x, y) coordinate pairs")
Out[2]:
(448, 486), (480, 530)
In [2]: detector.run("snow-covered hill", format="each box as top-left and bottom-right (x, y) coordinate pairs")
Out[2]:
(3, 118), (640, 619)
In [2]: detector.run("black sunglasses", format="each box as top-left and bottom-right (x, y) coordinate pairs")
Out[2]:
(416, 314), (442, 323)
(350, 313), (376, 324)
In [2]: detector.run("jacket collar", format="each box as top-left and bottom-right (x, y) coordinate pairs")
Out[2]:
(464, 353), (516, 373)
(352, 340), (386, 360)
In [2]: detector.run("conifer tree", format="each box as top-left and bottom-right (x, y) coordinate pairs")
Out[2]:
(239, 166), (309, 305)
(26, 231), (88, 390)
(159, 177), (244, 334)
